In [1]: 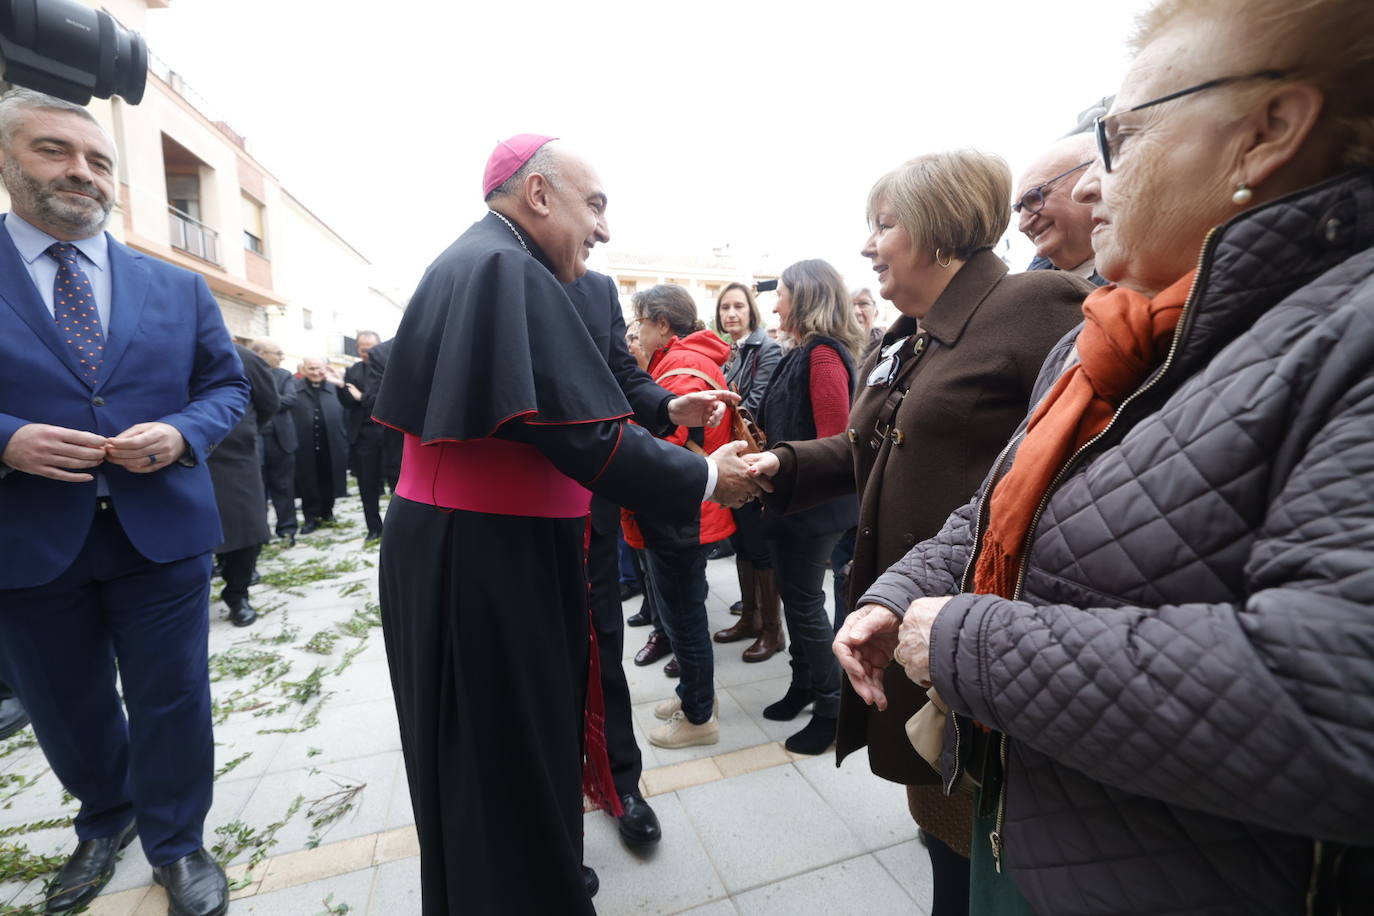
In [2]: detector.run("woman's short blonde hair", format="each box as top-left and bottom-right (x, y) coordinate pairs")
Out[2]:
(866, 150), (1012, 261)
(1134, 0), (1374, 168)
(779, 260), (865, 359)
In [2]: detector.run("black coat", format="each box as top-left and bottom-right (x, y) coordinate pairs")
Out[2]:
(290, 378), (348, 500)
(209, 345), (277, 553)
(262, 366), (298, 453)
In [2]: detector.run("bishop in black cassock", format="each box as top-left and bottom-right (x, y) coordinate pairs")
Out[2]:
(373, 137), (750, 915)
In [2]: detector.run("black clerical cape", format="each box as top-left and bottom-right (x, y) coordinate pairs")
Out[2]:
(373, 213), (708, 915)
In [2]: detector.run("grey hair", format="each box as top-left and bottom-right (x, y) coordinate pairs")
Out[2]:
(483, 145), (561, 202)
(0, 88), (106, 150)
(356, 330), (381, 344)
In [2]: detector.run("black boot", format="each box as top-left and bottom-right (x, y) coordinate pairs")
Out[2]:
(582, 865), (599, 898)
(785, 714), (837, 755)
(763, 686), (813, 721)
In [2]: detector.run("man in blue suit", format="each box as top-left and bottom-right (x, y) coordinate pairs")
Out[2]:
(0, 89), (247, 915)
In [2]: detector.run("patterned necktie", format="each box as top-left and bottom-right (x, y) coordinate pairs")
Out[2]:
(48, 242), (104, 384)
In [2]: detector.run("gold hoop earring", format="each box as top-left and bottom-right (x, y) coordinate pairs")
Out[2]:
(935, 249), (952, 268)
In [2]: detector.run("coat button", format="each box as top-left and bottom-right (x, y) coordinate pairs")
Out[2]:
(92, 396), (105, 406)
(861, 527), (874, 538)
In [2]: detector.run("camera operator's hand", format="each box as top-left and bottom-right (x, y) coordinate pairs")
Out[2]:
(708, 440), (769, 508)
(668, 390), (740, 428)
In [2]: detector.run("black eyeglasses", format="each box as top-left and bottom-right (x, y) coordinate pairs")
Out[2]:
(1012, 161), (1091, 215)
(1094, 69), (1289, 173)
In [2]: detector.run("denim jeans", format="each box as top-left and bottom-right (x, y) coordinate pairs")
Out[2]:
(642, 544), (714, 724)
(767, 530), (843, 718)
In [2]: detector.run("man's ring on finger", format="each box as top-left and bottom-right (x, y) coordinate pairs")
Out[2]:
(147, 454), (158, 466)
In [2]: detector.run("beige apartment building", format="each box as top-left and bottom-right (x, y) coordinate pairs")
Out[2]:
(596, 246), (782, 329)
(0, 0), (403, 369)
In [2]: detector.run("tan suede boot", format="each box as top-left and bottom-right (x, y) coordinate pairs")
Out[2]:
(714, 559), (759, 642)
(742, 568), (784, 662)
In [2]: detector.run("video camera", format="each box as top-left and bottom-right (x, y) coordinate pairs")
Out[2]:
(0, 0), (147, 106)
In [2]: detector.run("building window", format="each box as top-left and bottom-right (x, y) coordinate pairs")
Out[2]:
(241, 194), (266, 256)
(302, 308), (313, 330)
(618, 278), (636, 295)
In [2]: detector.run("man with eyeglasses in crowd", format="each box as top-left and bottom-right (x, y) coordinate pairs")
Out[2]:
(1015, 133), (1108, 286)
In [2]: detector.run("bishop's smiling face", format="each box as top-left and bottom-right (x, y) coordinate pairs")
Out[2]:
(538, 150), (610, 283)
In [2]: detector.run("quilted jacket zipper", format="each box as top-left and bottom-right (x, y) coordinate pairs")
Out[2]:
(984, 227), (1221, 875)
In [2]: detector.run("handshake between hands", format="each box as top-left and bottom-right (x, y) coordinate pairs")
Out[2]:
(2, 421), (188, 482)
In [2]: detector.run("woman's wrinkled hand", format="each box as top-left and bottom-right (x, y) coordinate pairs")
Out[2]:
(894, 596), (950, 687)
(833, 604), (901, 710)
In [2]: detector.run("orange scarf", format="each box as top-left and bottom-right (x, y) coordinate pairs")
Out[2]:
(972, 270), (1195, 599)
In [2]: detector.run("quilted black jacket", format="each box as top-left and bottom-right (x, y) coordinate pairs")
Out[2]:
(860, 170), (1374, 915)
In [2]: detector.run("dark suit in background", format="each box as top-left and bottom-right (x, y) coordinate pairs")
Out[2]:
(339, 356), (385, 538)
(262, 365), (299, 538)
(289, 377), (348, 527)
(366, 338), (403, 489)
(210, 345), (279, 619)
(565, 271), (674, 806)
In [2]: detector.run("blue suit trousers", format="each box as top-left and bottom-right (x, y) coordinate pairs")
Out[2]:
(0, 507), (213, 866)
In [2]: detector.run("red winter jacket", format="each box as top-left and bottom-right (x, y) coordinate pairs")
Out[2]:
(622, 330), (737, 550)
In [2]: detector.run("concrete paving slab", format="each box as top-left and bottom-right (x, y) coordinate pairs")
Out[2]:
(732, 853), (915, 915)
(584, 792), (728, 915)
(365, 855), (422, 915)
(874, 838), (935, 915)
(676, 765), (864, 895)
(793, 749), (919, 852)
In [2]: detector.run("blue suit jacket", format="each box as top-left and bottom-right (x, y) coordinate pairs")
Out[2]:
(0, 214), (249, 589)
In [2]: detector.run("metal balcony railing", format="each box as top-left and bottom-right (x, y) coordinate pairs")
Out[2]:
(168, 207), (220, 264)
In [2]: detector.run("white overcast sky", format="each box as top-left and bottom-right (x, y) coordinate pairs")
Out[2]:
(144, 0), (1155, 296)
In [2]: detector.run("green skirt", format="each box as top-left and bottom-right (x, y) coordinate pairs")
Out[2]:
(970, 785), (1036, 915)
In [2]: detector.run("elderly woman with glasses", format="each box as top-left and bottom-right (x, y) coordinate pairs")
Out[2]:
(747, 150), (1090, 914)
(836, 0), (1374, 913)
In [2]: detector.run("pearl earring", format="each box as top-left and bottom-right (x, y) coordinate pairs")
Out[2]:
(1232, 183), (1253, 206)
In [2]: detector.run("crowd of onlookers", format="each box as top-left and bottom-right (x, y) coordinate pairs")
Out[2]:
(598, 0), (1374, 912)
(199, 333), (399, 627)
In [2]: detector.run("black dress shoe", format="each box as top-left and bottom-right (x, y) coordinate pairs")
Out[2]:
(633, 631), (672, 666)
(582, 865), (599, 898)
(300, 519), (320, 535)
(625, 609), (651, 627)
(706, 541), (735, 560)
(617, 792), (662, 847)
(663, 657), (680, 678)
(227, 600), (257, 628)
(45, 820), (137, 914)
(248, 570), (261, 586)
(619, 581), (641, 601)
(365, 529), (383, 543)
(152, 847), (228, 916)
(0, 695), (30, 740)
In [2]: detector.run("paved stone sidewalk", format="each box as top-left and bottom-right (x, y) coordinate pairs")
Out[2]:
(0, 495), (932, 915)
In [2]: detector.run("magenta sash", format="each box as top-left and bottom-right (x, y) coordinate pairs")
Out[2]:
(396, 434), (592, 518)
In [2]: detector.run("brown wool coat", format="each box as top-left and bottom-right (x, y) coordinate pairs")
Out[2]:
(768, 250), (1091, 816)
